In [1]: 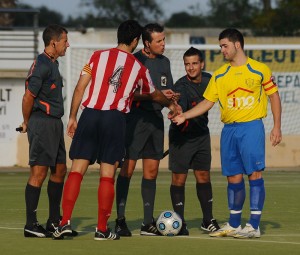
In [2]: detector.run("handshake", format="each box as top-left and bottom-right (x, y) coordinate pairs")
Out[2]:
(162, 89), (181, 102)
(161, 89), (186, 124)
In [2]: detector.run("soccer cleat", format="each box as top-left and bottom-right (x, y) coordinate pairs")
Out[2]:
(94, 228), (120, 240)
(46, 219), (78, 237)
(201, 219), (220, 232)
(24, 222), (51, 238)
(115, 217), (132, 237)
(178, 222), (189, 236)
(233, 223), (261, 239)
(52, 220), (73, 240)
(140, 220), (161, 236)
(209, 222), (242, 237)
(46, 221), (59, 233)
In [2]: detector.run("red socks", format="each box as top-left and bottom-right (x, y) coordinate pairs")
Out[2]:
(60, 173), (114, 232)
(61, 172), (83, 226)
(97, 177), (115, 232)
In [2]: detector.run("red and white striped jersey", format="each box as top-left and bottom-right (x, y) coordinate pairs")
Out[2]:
(81, 48), (155, 113)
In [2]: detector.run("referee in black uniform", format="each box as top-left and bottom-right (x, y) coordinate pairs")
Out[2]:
(20, 24), (75, 238)
(115, 23), (179, 236)
(169, 47), (220, 235)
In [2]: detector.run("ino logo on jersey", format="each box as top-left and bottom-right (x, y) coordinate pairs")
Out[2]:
(227, 95), (255, 109)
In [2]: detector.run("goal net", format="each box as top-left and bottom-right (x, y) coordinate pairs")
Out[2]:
(61, 44), (300, 135)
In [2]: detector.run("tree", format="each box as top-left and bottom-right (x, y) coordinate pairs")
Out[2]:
(271, 0), (300, 35)
(0, 0), (17, 27)
(165, 12), (207, 28)
(12, 5), (63, 27)
(251, 8), (276, 35)
(82, 0), (163, 26)
(252, 0), (300, 35)
(65, 13), (113, 29)
(35, 6), (63, 27)
(261, 0), (272, 11)
(207, 0), (259, 28)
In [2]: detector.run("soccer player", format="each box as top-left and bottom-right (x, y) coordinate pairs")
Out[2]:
(172, 28), (282, 238)
(115, 23), (179, 236)
(52, 20), (179, 241)
(169, 47), (220, 236)
(21, 24), (76, 237)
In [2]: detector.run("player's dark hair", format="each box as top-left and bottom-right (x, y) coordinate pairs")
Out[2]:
(117, 20), (143, 46)
(43, 24), (68, 47)
(142, 23), (164, 44)
(183, 47), (204, 62)
(219, 28), (244, 49)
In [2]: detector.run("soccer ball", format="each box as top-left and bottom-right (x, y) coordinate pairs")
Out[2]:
(156, 210), (182, 236)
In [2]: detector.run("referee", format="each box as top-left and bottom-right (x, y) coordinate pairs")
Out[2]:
(169, 47), (220, 235)
(21, 24), (76, 237)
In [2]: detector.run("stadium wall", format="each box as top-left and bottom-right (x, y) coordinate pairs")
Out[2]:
(1, 29), (300, 168)
(15, 134), (300, 169)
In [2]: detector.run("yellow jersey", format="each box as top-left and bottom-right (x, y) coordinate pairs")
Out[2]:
(204, 57), (278, 123)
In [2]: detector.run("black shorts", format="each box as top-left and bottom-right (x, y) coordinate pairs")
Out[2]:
(69, 108), (126, 165)
(27, 111), (66, 167)
(125, 109), (164, 160)
(169, 132), (211, 174)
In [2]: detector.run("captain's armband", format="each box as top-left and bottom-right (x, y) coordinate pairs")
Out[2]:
(81, 64), (92, 76)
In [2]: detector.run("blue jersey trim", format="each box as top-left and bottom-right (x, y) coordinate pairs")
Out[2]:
(246, 63), (263, 81)
(247, 63), (264, 102)
(218, 100), (223, 109)
(215, 65), (231, 81)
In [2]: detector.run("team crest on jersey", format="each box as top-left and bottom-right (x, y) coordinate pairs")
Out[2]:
(161, 75), (167, 87)
(245, 78), (254, 88)
(109, 66), (123, 93)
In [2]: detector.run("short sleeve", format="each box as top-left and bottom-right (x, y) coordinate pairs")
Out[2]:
(262, 65), (278, 95)
(138, 68), (156, 94)
(203, 73), (219, 103)
(26, 59), (49, 97)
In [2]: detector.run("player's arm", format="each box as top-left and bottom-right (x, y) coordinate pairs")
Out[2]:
(149, 88), (181, 118)
(134, 89), (180, 102)
(268, 91), (282, 146)
(136, 66), (181, 116)
(161, 89), (180, 101)
(133, 86), (174, 101)
(67, 73), (91, 138)
(133, 90), (151, 101)
(172, 99), (214, 125)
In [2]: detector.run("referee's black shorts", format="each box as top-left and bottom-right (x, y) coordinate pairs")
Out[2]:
(169, 132), (211, 174)
(27, 111), (66, 167)
(125, 109), (164, 160)
(69, 108), (126, 165)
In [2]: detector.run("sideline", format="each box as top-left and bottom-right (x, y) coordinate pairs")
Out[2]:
(0, 226), (300, 245)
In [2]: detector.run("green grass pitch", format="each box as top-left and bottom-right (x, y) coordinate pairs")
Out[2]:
(0, 168), (299, 255)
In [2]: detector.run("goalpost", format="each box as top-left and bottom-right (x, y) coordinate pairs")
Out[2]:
(61, 44), (300, 136)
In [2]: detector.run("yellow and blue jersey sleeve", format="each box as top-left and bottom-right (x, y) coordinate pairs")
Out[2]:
(204, 58), (278, 123)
